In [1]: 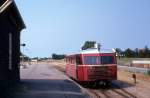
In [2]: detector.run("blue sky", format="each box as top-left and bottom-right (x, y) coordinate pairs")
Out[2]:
(15, 0), (150, 57)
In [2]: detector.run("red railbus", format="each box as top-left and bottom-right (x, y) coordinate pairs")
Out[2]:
(66, 49), (117, 85)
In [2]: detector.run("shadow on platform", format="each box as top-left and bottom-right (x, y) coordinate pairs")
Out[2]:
(1, 79), (88, 98)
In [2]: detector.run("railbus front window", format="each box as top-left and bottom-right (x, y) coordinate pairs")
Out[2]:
(84, 56), (100, 65)
(83, 55), (115, 65)
(101, 56), (115, 64)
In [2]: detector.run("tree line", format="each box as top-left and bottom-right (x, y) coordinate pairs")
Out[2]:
(116, 46), (150, 58)
(52, 53), (66, 60)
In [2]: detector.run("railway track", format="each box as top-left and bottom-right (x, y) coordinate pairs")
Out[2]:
(86, 82), (137, 98)
(88, 89), (102, 98)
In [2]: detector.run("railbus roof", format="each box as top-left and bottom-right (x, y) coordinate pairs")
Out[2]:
(80, 48), (115, 54)
(66, 48), (115, 56)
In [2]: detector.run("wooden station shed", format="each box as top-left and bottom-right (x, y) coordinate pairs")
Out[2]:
(0, 0), (25, 85)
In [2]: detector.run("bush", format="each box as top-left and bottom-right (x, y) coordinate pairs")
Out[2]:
(147, 70), (150, 76)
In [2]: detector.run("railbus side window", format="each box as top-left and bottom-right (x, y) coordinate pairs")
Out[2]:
(73, 57), (76, 64)
(70, 57), (73, 64)
(76, 56), (81, 65)
(70, 58), (72, 64)
(72, 57), (74, 64)
(69, 58), (71, 63)
(66, 58), (68, 63)
(71, 58), (72, 64)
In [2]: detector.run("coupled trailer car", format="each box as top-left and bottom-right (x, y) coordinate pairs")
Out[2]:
(66, 49), (117, 85)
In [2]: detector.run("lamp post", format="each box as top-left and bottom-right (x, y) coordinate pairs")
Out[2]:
(20, 43), (26, 47)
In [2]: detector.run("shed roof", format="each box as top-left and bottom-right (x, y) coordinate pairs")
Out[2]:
(0, 0), (6, 5)
(0, 0), (25, 30)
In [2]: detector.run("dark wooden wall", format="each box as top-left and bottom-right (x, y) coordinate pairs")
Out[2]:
(0, 8), (21, 86)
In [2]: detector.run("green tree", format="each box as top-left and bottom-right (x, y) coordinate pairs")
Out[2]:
(115, 48), (123, 59)
(144, 46), (149, 58)
(134, 48), (139, 57)
(124, 48), (135, 58)
(81, 41), (96, 50)
(139, 49), (145, 58)
(138, 46), (150, 58)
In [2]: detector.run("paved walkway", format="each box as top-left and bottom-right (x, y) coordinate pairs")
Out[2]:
(9, 64), (89, 98)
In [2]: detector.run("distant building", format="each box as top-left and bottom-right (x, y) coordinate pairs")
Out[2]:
(0, 0), (25, 85)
